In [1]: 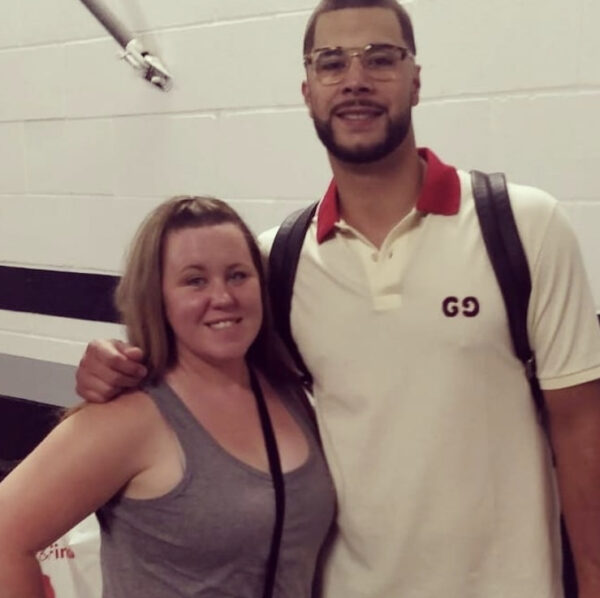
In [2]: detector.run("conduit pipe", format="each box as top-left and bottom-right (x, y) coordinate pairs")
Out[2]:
(78, 0), (172, 90)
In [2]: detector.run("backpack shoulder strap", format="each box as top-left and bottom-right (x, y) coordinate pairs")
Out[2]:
(471, 170), (577, 596)
(470, 170), (546, 424)
(268, 202), (318, 389)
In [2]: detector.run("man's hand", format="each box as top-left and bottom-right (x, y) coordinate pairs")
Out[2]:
(75, 339), (147, 403)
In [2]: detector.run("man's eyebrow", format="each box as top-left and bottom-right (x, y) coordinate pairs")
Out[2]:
(313, 46), (343, 52)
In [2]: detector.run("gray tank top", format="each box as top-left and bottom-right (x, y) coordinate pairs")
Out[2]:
(96, 379), (335, 598)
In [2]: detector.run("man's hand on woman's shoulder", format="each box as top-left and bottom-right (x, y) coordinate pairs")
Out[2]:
(76, 339), (147, 403)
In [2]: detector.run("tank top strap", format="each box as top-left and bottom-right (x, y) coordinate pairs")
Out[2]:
(142, 380), (209, 467)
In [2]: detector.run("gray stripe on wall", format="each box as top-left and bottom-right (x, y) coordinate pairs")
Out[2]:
(0, 353), (79, 407)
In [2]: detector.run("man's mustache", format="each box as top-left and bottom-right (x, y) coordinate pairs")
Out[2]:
(330, 100), (387, 116)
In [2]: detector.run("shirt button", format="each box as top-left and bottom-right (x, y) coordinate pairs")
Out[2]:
(371, 253), (378, 262)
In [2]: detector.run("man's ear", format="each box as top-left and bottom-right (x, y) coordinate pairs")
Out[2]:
(411, 64), (422, 107)
(302, 80), (313, 114)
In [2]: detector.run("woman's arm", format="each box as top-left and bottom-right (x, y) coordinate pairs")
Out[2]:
(0, 392), (157, 597)
(0, 554), (46, 598)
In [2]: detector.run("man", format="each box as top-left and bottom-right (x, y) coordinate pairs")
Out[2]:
(76, 1), (600, 596)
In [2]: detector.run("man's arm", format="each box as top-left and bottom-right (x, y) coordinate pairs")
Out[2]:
(545, 379), (600, 598)
(76, 339), (147, 402)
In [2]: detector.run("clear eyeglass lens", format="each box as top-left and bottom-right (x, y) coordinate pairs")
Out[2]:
(363, 47), (400, 71)
(314, 46), (403, 84)
(315, 50), (347, 78)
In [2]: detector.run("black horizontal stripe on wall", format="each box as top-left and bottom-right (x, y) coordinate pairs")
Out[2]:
(0, 394), (63, 480)
(0, 266), (120, 323)
(0, 266), (599, 326)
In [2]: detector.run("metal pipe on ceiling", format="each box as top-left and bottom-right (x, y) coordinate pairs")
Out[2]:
(78, 0), (172, 91)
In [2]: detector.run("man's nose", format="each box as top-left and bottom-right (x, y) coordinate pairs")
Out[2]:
(342, 54), (373, 93)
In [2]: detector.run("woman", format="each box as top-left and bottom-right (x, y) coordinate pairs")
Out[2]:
(0, 196), (336, 597)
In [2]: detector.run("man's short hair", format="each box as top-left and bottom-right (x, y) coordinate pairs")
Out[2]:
(303, 0), (416, 56)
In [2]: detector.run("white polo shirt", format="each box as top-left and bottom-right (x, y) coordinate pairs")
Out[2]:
(260, 149), (600, 598)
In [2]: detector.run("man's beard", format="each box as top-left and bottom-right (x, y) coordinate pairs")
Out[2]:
(312, 108), (412, 164)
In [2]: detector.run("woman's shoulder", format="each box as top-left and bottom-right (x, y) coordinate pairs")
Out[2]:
(67, 388), (163, 440)
(54, 388), (173, 483)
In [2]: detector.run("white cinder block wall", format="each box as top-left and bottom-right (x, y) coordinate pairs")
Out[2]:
(0, 0), (599, 405)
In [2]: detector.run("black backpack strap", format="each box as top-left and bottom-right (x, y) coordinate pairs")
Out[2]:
(470, 170), (548, 429)
(471, 170), (577, 598)
(268, 202), (318, 389)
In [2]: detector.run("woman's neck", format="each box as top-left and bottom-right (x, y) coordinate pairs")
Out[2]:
(166, 350), (252, 396)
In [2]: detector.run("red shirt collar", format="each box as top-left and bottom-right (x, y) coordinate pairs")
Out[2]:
(316, 148), (461, 243)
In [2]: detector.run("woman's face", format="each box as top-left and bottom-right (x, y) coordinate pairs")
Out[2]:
(161, 223), (263, 369)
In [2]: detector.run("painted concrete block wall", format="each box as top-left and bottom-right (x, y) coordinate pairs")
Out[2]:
(0, 0), (598, 405)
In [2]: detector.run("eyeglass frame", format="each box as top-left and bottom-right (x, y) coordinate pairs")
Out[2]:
(303, 43), (414, 85)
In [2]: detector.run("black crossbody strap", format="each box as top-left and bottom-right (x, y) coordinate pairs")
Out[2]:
(268, 202), (318, 389)
(249, 367), (285, 598)
(470, 170), (547, 427)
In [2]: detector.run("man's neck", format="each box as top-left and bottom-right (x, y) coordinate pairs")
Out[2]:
(329, 139), (424, 248)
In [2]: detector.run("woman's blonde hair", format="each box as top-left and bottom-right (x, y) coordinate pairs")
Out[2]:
(115, 196), (293, 384)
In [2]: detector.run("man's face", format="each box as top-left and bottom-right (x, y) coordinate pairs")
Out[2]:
(302, 7), (420, 164)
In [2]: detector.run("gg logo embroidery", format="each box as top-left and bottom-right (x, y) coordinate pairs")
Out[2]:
(442, 296), (480, 318)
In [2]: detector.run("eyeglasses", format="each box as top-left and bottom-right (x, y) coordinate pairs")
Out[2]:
(304, 43), (413, 86)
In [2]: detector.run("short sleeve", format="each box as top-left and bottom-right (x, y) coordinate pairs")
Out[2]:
(526, 200), (600, 389)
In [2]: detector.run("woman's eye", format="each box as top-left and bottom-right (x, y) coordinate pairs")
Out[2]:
(229, 271), (248, 282)
(186, 277), (207, 287)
